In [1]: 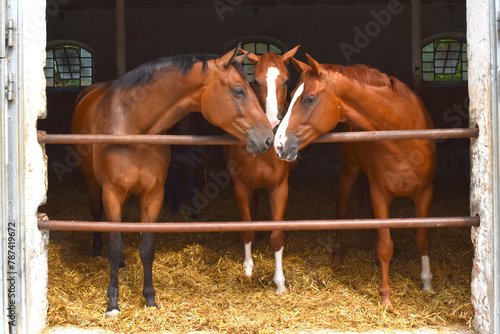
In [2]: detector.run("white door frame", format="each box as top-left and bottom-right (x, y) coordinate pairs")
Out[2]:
(0, 0), (48, 333)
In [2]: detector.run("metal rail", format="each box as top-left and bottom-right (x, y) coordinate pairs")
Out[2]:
(37, 128), (478, 145)
(36, 127), (480, 233)
(37, 215), (479, 233)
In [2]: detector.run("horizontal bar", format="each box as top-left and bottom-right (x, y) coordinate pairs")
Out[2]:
(37, 132), (241, 145)
(37, 215), (479, 233)
(37, 128), (478, 145)
(313, 128), (479, 143)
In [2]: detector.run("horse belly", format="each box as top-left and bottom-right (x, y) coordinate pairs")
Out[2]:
(351, 141), (435, 197)
(379, 159), (433, 196)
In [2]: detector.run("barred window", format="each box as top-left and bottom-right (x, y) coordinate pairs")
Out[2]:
(422, 39), (468, 82)
(240, 42), (282, 81)
(44, 45), (93, 87)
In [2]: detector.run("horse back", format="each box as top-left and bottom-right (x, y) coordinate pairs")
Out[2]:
(71, 82), (111, 135)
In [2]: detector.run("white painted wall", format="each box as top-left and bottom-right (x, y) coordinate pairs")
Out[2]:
(21, 0), (49, 332)
(467, 0), (496, 333)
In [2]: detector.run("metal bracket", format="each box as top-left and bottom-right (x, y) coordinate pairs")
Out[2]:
(6, 19), (14, 47)
(7, 72), (14, 101)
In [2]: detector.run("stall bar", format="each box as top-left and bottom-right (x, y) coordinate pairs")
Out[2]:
(37, 215), (479, 232)
(37, 127), (480, 232)
(37, 128), (479, 145)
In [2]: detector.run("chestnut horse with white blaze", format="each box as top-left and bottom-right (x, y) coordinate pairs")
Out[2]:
(225, 46), (299, 294)
(274, 55), (435, 309)
(71, 46), (274, 317)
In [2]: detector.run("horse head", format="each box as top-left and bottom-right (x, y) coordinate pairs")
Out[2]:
(202, 45), (274, 154)
(274, 54), (342, 161)
(240, 46), (300, 131)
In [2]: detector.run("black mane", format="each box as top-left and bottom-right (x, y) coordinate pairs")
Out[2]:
(110, 53), (247, 91)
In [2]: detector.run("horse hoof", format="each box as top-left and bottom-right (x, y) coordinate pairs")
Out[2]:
(423, 286), (435, 294)
(380, 301), (394, 312)
(146, 300), (158, 308)
(105, 309), (121, 319)
(332, 256), (343, 268)
(276, 285), (288, 294)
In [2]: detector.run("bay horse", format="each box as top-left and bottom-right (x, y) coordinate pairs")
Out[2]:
(274, 55), (436, 309)
(165, 114), (208, 220)
(225, 46), (299, 294)
(71, 46), (274, 318)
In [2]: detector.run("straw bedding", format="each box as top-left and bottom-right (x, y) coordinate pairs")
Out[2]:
(41, 145), (473, 333)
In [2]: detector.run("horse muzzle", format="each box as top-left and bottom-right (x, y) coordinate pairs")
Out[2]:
(274, 135), (299, 162)
(246, 128), (274, 154)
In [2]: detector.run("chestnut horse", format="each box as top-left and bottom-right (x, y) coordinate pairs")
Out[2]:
(225, 46), (299, 294)
(274, 55), (436, 309)
(71, 46), (274, 317)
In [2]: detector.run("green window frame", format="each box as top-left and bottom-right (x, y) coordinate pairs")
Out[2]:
(422, 39), (468, 82)
(44, 45), (93, 87)
(240, 42), (282, 81)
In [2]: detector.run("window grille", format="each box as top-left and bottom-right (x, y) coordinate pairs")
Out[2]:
(240, 42), (282, 81)
(422, 39), (467, 82)
(44, 45), (93, 87)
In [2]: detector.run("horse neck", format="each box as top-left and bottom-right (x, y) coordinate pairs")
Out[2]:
(111, 68), (205, 135)
(332, 72), (427, 131)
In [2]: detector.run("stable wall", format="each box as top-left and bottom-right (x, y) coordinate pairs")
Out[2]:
(46, 1), (466, 85)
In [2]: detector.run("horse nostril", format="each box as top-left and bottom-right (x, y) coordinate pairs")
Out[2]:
(265, 136), (272, 149)
(276, 143), (283, 154)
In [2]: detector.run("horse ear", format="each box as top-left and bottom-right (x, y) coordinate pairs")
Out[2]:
(239, 48), (260, 64)
(234, 52), (250, 64)
(306, 53), (327, 80)
(281, 45), (300, 64)
(216, 43), (241, 70)
(290, 57), (308, 74)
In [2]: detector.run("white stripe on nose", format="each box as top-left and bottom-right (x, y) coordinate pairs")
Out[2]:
(265, 67), (281, 129)
(274, 83), (304, 154)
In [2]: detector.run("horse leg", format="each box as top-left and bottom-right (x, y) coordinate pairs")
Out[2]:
(102, 186), (127, 318)
(234, 180), (254, 277)
(138, 185), (164, 308)
(250, 191), (258, 220)
(370, 185), (394, 310)
(85, 177), (104, 258)
(413, 184), (434, 292)
(169, 165), (183, 216)
(334, 161), (361, 267)
(270, 180), (289, 294)
(187, 166), (198, 220)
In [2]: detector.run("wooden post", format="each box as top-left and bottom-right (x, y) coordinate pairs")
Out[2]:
(116, 0), (126, 77)
(411, 0), (422, 94)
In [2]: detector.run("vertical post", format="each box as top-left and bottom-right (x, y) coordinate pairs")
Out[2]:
(467, 0), (496, 333)
(0, 1), (10, 331)
(491, 2), (500, 333)
(411, 0), (422, 94)
(2, 0), (48, 333)
(116, 0), (126, 77)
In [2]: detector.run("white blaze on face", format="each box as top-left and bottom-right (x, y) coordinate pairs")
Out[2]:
(265, 66), (281, 129)
(273, 83), (304, 154)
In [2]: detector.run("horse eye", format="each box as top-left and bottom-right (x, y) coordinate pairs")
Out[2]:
(303, 96), (315, 105)
(284, 79), (289, 87)
(233, 88), (246, 98)
(253, 80), (261, 88)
